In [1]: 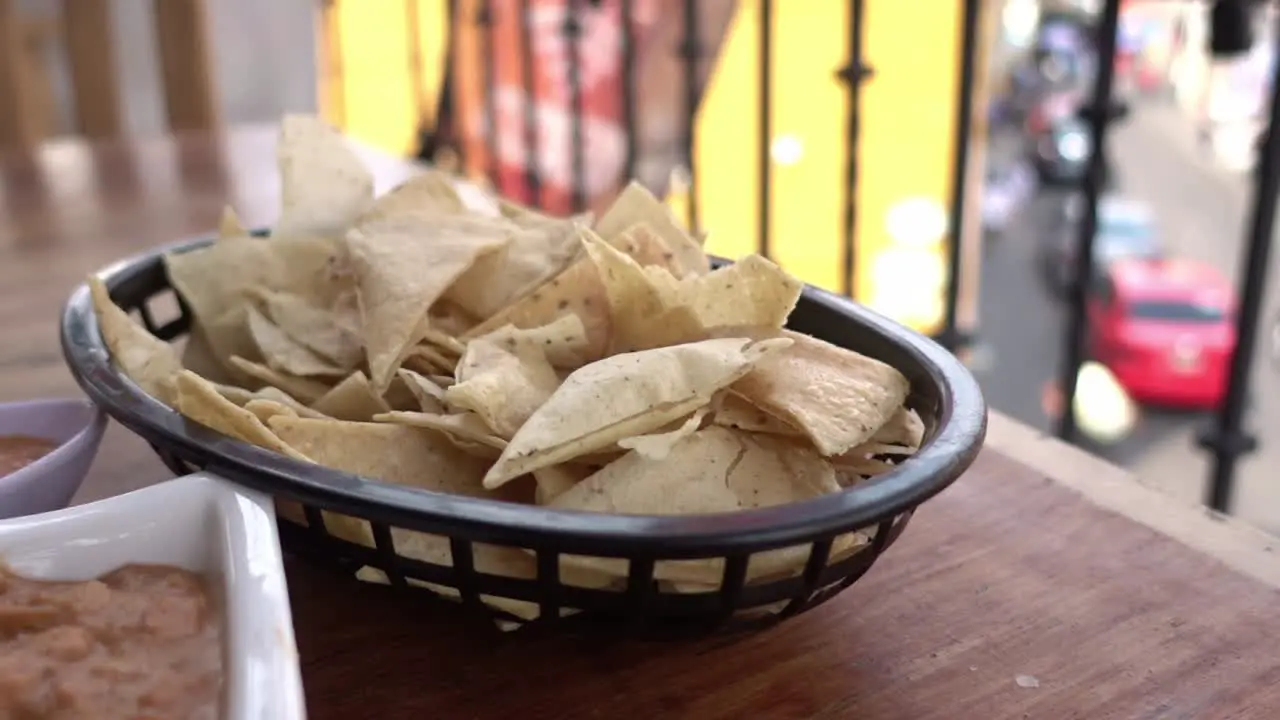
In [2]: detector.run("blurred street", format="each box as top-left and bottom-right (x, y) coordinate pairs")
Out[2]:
(975, 97), (1280, 533)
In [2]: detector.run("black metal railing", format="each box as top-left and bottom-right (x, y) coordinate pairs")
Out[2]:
(420, 0), (1278, 519)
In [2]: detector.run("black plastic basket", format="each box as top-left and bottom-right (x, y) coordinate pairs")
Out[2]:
(62, 235), (987, 636)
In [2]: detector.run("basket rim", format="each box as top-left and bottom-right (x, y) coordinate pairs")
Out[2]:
(61, 234), (987, 556)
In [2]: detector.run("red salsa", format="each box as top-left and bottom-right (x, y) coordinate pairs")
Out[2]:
(0, 435), (58, 477)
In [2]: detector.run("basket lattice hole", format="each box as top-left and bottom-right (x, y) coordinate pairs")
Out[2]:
(143, 288), (184, 339)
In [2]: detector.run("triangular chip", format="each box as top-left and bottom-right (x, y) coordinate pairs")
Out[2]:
(444, 220), (583, 320)
(310, 371), (392, 421)
(593, 182), (709, 277)
(445, 320), (570, 439)
(88, 276), (183, 405)
(676, 254), (802, 330)
(462, 255), (612, 362)
(395, 369), (447, 413)
(346, 212), (510, 391)
(165, 234), (349, 365)
(581, 233), (703, 353)
(531, 463), (598, 505)
(180, 321), (238, 384)
(274, 114), (374, 238)
(359, 170), (465, 222)
(267, 417), (505, 500)
(550, 426), (841, 584)
(374, 411), (507, 453)
(245, 304), (346, 377)
(252, 288), (363, 370)
(732, 330), (910, 456)
(243, 398), (302, 425)
(615, 406), (709, 460)
(228, 356), (331, 405)
(710, 391), (803, 437)
(171, 371), (307, 461)
(482, 336), (792, 489)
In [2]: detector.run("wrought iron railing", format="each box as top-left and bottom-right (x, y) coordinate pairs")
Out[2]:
(419, 0), (1277, 517)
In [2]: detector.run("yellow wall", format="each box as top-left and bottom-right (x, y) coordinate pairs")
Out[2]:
(693, 0), (960, 333)
(856, 0), (960, 334)
(321, 0), (449, 156)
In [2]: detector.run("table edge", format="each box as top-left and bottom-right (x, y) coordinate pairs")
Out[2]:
(986, 412), (1280, 590)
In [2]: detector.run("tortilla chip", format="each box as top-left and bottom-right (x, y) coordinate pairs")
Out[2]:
(268, 417), (504, 499)
(359, 170), (465, 222)
(218, 206), (247, 239)
(870, 406), (926, 449)
(172, 371), (307, 461)
(462, 255), (613, 362)
(274, 114), (374, 238)
(463, 314), (589, 373)
(395, 369), (447, 413)
(581, 233), (703, 353)
(245, 304), (346, 378)
(444, 221), (584, 320)
(210, 382), (258, 406)
(610, 223), (681, 273)
(179, 322), (237, 384)
(417, 327), (466, 357)
(445, 320), (568, 439)
(88, 276), (183, 405)
(249, 387), (329, 419)
(482, 336), (792, 489)
(244, 398), (302, 424)
(731, 330), (911, 456)
(252, 288), (363, 370)
(551, 427), (842, 584)
(532, 463), (598, 505)
(165, 234), (348, 366)
(593, 182), (709, 277)
(427, 300), (479, 337)
(346, 212), (510, 391)
(710, 391), (803, 437)
(404, 344), (458, 376)
(615, 406), (709, 460)
(310, 371), (392, 421)
(374, 411), (507, 453)
(677, 254), (802, 330)
(228, 356), (331, 405)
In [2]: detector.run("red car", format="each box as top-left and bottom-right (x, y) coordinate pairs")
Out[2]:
(1087, 258), (1236, 409)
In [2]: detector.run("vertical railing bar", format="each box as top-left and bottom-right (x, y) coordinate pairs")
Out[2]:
(478, 0), (499, 187)
(941, 0), (981, 352)
(620, 0), (638, 182)
(1198, 6), (1280, 512)
(681, 0), (700, 231)
(1055, 0), (1122, 443)
(564, 0), (587, 212)
(519, 0), (543, 206)
(757, 0), (773, 259)
(838, 0), (870, 298)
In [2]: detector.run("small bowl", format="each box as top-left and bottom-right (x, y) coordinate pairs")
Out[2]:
(0, 472), (307, 720)
(0, 398), (107, 520)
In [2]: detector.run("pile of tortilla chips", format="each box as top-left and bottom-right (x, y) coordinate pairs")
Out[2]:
(89, 115), (925, 626)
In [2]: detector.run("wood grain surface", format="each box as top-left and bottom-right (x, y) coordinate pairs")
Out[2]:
(2, 127), (1279, 719)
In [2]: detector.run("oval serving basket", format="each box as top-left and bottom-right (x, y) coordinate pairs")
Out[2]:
(62, 235), (987, 637)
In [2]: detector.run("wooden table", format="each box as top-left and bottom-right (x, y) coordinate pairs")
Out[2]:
(3, 127), (1280, 719)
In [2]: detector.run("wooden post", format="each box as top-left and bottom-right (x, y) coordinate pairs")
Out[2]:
(955, 0), (1003, 362)
(63, 0), (125, 139)
(152, 0), (219, 132)
(0, 0), (40, 150)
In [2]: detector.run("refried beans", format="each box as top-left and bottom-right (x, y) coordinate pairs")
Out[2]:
(0, 564), (223, 719)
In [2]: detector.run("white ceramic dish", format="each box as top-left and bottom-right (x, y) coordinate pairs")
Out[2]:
(0, 473), (306, 720)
